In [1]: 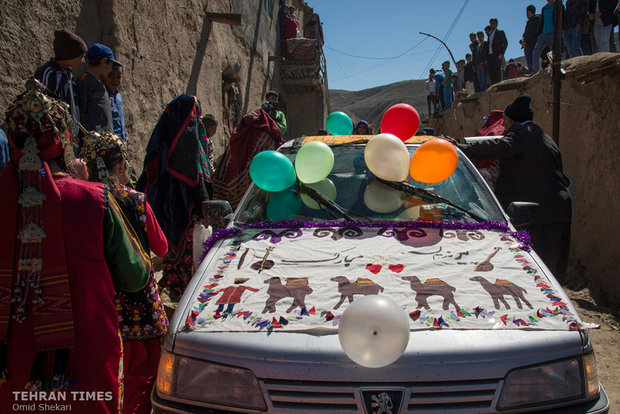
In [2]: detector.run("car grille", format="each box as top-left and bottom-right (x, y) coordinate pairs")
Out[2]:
(263, 378), (499, 413)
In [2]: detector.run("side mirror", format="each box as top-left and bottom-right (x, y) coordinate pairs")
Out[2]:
(202, 200), (233, 230)
(506, 202), (539, 228)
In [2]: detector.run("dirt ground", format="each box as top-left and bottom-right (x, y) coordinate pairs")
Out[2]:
(564, 285), (620, 412)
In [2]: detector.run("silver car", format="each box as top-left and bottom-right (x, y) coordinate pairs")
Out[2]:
(152, 136), (609, 414)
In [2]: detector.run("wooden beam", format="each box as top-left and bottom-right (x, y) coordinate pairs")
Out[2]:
(205, 12), (242, 26)
(551, 0), (563, 145)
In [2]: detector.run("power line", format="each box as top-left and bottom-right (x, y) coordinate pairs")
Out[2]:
(330, 38), (428, 83)
(328, 47), (354, 90)
(420, 0), (468, 77)
(419, 0), (470, 78)
(324, 39), (428, 60)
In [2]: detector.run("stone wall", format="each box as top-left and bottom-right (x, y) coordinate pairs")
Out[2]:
(0, 0), (318, 171)
(429, 53), (620, 308)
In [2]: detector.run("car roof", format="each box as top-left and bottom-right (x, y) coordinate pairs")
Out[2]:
(301, 134), (437, 146)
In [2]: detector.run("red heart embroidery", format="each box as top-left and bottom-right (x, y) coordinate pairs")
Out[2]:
(409, 310), (421, 321)
(388, 264), (404, 273)
(365, 263), (382, 274)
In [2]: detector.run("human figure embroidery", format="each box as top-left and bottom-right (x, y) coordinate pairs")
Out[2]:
(211, 278), (259, 316)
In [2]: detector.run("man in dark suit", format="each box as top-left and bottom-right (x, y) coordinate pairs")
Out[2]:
(487, 18), (508, 85)
(468, 32), (480, 92)
(476, 30), (489, 91)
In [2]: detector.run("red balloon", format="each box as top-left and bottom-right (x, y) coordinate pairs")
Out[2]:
(380, 103), (420, 142)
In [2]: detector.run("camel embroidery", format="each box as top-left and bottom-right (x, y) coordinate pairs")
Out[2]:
(474, 247), (501, 271)
(330, 276), (384, 309)
(470, 276), (533, 310)
(401, 276), (460, 310)
(262, 277), (313, 313)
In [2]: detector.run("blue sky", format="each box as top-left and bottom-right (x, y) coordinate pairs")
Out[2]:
(306, 1), (537, 91)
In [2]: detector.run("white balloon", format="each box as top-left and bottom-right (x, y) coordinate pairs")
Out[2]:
(338, 295), (410, 368)
(364, 133), (410, 182)
(363, 180), (405, 213)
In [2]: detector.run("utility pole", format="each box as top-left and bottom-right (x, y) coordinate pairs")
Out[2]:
(419, 32), (458, 68)
(552, 0), (563, 145)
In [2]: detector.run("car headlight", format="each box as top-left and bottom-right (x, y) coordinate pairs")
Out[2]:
(155, 349), (266, 411)
(497, 353), (599, 410)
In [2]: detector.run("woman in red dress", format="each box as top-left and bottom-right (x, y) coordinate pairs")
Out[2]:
(0, 80), (150, 413)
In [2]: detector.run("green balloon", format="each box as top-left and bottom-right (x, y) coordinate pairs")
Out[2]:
(301, 178), (337, 209)
(250, 151), (296, 192)
(267, 189), (301, 221)
(326, 111), (353, 135)
(295, 141), (335, 184)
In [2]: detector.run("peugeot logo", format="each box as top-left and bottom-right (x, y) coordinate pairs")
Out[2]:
(361, 388), (405, 414)
(372, 392), (393, 414)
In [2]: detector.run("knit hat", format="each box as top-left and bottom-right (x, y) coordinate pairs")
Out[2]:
(53, 29), (87, 61)
(504, 94), (534, 123)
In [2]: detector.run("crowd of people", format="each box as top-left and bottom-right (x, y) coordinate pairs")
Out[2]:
(0, 26), (288, 414)
(425, 1), (620, 118)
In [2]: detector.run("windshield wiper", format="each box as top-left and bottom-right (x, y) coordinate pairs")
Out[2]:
(298, 183), (364, 222)
(376, 178), (485, 222)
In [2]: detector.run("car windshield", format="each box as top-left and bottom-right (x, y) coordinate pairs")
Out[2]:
(234, 139), (505, 224)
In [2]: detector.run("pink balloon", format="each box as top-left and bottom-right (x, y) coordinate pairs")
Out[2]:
(380, 103), (421, 142)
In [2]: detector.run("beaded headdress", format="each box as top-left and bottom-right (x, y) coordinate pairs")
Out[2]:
(6, 79), (73, 162)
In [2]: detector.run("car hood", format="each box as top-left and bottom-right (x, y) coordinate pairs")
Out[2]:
(176, 223), (582, 336)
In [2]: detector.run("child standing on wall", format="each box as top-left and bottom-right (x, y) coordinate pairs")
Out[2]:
(78, 43), (118, 135)
(104, 63), (129, 142)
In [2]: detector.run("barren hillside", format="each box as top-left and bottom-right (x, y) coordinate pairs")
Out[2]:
(329, 79), (427, 131)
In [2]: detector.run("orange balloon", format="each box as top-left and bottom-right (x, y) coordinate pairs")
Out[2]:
(410, 138), (458, 183)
